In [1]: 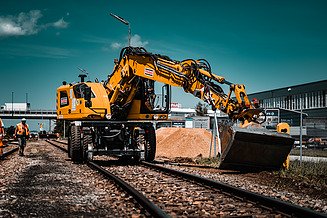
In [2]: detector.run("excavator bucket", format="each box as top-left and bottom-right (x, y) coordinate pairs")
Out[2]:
(218, 126), (294, 171)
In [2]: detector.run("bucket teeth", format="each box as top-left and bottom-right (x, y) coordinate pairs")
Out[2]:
(218, 126), (294, 171)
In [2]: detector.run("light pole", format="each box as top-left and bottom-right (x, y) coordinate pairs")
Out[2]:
(110, 13), (131, 47)
(299, 97), (303, 165)
(288, 88), (303, 165)
(11, 91), (14, 116)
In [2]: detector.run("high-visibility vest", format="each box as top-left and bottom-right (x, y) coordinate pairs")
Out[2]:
(15, 123), (30, 136)
(0, 119), (4, 146)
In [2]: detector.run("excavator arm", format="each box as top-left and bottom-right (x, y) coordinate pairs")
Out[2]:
(105, 47), (264, 125)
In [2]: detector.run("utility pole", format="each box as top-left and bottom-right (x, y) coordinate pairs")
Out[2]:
(288, 88), (303, 166)
(300, 97), (303, 165)
(11, 92), (14, 116)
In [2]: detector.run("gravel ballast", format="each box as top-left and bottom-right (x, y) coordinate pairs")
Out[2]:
(0, 140), (145, 217)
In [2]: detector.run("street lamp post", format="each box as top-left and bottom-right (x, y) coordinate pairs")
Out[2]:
(11, 92), (14, 116)
(288, 88), (303, 165)
(110, 13), (131, 47)
(299, 97), (303, 165)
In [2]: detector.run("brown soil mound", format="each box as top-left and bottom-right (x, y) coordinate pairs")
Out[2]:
(156, 127), (215, 158)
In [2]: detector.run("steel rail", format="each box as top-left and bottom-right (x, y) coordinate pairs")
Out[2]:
(45, 140), (68, 153)
(46, 140), (169, 218)
(0, 147), (19, 159)
(154, 160), (220, 170)
(88, 161), (169, 218)
(142, 161), (327, 218)
(53, 140), (68, 146)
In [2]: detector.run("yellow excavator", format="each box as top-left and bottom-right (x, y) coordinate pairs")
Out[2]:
(57, 47), (294, 171)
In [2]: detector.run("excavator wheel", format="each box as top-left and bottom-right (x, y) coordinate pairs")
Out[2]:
(144, 125), (156, 162)
(70, 125), (83, 163)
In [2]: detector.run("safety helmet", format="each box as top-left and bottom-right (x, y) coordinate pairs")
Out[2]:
(22, 118), (26, 122)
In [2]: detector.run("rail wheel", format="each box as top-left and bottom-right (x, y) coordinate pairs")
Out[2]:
(83, 134), (93, 161)
(70, 125), (83, 163)
(144, 125), (156, 162)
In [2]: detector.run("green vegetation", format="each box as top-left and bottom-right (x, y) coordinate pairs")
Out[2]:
(279, 160), (327, 190)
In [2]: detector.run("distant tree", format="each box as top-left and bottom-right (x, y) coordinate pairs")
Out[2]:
(5, 125), (15, 138)
(195, 102), (208, 116)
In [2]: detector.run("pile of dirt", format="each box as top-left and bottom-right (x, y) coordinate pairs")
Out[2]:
(156, 127), (216, 158)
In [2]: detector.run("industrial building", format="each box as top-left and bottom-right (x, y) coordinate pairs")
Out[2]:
(164, 80), (327, 139)
(247, 80), (327, 138)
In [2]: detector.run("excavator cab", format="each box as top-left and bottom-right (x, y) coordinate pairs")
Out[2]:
(127, 80), (171, 120)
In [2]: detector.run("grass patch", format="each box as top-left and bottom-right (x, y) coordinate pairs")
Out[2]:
(194, 157), (220, 167)
(278, 160), (327, 191)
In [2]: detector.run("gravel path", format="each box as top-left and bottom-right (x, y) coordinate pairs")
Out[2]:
(161, 164), (327, 214)
(0, 140), (146, 217)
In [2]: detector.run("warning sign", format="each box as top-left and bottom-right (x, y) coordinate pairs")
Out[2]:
(144, 68), (154, 77)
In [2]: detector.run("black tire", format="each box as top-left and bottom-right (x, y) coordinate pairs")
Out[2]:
(144, 125), (156, 162)
(82, 134), (92, 161)
(71, 125), (83, 163)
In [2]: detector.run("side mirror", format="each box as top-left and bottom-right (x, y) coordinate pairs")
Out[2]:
(84, 87), (92, 107)
(84, 87), (92, 101)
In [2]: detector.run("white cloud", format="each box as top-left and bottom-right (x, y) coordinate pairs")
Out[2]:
(130, 34), (148, 47)
(0, 10), (69, 38)
(0, 10), (42, 36)
(53, 18), (69, 29)
(108, 34), (148, 51)
(110, 42), (122, 50)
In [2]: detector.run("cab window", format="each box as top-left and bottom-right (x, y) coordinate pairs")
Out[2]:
(73, 83), (95, 99)
(60, 91), (69, 107)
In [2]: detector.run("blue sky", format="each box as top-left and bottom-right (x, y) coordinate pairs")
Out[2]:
(0, 0), (326, 111)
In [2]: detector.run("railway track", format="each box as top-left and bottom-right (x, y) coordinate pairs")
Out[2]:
(47, 140), (327, 218)
(45, 140), (167, 217)
(0, 141), (19, 159)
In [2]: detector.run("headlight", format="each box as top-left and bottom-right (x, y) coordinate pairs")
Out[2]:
(106, 114), (112, 120)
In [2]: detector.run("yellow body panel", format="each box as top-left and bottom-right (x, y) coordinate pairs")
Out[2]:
(57, 82), (110, 120)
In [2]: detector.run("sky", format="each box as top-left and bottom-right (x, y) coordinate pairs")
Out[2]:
(0, 0), (327, 129)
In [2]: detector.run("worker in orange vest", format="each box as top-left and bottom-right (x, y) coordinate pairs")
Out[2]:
(0, 118), (4, 156)
(15, 118), (30, 156)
